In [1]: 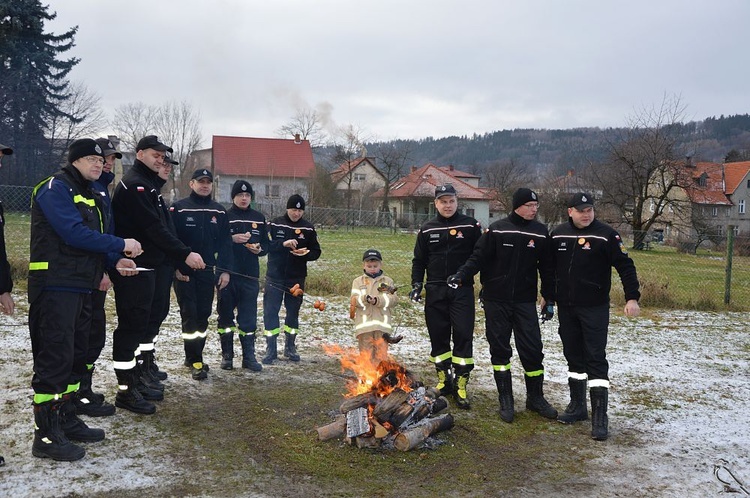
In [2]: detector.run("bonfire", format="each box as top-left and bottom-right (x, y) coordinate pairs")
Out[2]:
(317, 341), (453, 451)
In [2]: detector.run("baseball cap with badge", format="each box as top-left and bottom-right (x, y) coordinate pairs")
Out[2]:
(435, 184), (457, 199)
(95, 137), (123, 159)
(67, 138), (105, 164)
(362, 249), (382, 262)
(568, 192), (594, 210)
(163, 153), (179, 166)
(136, 135), (173, 153)
(191, 169), (213, 181)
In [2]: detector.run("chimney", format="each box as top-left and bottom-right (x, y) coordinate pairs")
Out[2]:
(410, 166), (417, 173)
(448, 164), (454, 171)
(294, 133), (301, 144)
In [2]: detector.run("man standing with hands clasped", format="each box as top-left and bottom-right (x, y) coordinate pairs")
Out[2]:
(551, 192), (640, 441)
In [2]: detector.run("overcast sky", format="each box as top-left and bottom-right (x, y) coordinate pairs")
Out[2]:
(47, 0), (749, 145)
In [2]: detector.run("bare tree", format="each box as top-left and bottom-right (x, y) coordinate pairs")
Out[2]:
(589, 94), (693, 249)
(484, 158), (535, 211)
(277, 106), (327, 149)
(46, 81), (107, 164)
(373, 140), (412, 216)
(330, 124), (369, 214)
(154, 100), (203, 188)
(111, 102), (159, 151)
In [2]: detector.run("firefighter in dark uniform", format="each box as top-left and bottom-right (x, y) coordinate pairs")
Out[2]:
(0, 142), (14, 467)
(28, 138), (142, 461)
(551, 192), (640, 441)
(217, 180), (268, 371)
(410, 184), (482, 409)
(111, 135), (205, 414)
(73, 138), (122, 418)
(451, 188), (557, 422)
(262, 194), (321, 364)
(170, 168), (233, 380)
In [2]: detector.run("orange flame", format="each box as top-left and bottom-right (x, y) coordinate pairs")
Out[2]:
(323, 339), (413, 398)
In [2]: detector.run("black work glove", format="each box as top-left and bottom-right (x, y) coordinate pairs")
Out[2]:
(446, 272), (463, 289)
(409, 283), (423, 303)
(365, 295), (378, 305)
(540, 302), (555, 322)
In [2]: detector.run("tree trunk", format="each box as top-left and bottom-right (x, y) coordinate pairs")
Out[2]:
(393, 414), (455, 451)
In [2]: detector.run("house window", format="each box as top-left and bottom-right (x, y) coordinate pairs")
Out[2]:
(465, 208), (475, 218)
(733, 226), (740, 236)
(717, 225), (723, 235)
(711, 207), (718, 217)
(740, 199), (746, 214)
(353, 173), (366, 182)
(265, 184), (280, 198)
(697, 175), (707, 187)
(747, 179), (750, 188)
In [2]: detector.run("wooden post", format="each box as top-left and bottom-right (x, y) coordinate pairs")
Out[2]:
(725, 226), (734, 305)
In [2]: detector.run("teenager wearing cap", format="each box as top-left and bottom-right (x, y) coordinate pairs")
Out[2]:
(170, 168), (233, 380)
(262, 194), (321, 364)
(216, 180), (268, 371)
(28, 138), (143, 461)
(410, 183), (483, 409)
(550, 192), (640, 440)
(0, 143), (13, 468)
(110, 135), (205, 413)
(72, 138), (124, 418)
(450, 188), (557, 422)
(350, 249), (398, 363)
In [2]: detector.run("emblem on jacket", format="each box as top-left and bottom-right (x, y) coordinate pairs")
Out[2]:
(252, 223), (258, 229)
(456, 231), (464, 238)
(527, 239), (535, 248)
(450, 229), (457, 235)
(582, 242), (591, 250)
(211, 216), (217, 224)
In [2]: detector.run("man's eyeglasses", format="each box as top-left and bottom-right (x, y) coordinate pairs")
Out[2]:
(84, 156), (105, 165)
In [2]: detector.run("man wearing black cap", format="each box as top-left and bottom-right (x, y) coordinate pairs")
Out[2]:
(170, 168), (233, 380)
(28, 138), (143, 461)
(110, 135), (205, 413)
(410, 183), (483, 409)
(262, 194), (321, 364)
(73, 138), (124, 418)
(450, 187), (557, 422)
(551, 192), (640, 441)
(216, 180), (268, 371)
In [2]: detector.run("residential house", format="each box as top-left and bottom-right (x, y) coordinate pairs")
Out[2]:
(723, 161), (750, 240)
(373, 163), (493, 227)
(330, 156), (387, 210)
(190, 135), (316, 213)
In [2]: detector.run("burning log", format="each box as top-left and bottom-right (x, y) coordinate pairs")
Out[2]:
(371, 388), (410, 421)
(393, 413), (455, 452)
(339, 392), (378, 414)
(316, 415), (347, 441)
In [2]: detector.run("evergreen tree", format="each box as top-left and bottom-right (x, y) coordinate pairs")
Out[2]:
(0, 0), (78, 184)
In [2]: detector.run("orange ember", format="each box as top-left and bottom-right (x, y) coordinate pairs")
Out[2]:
(323, 339), (413, 397)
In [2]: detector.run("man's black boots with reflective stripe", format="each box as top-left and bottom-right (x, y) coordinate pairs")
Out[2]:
(435, 364), (454, 397)
(220, 331), (234, 370)
(524, 374), (558, 419)
(60, 394), (105, 442)
(262, 334), (278, 364)
(32, 400), (86, 461)
(114, 369), (156, 415)
(590, 387), (609, 441)
(74, 367), (115, 417)
(144, 350), (168, 381)
(558, 378), (588, 424)
(453, 372), (471, 410)
(493, 370), (514, 422)
(283, 332), (300, 362)
(239, 333), (262, 371)
(137, 355), (165, 392)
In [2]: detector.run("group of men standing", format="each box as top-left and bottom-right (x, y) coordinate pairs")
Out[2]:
(411, 184), (640, 441)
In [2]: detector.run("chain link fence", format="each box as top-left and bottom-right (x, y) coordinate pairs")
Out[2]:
(2, 186), (749, 311)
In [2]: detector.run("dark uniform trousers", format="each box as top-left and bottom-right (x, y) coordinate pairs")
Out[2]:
(484, 300), (545, 372)
(145, 262), (174, 345)
(218, 277), (260, 333)
(86, 289), (107, 367)
(30, 291), (92, 394)
(263, 278), (303, 332)
(110, 271), (156, 369)
(173, 270), (215, 364)
(557, 303), (610, 381)
(425, 284), (475, 375)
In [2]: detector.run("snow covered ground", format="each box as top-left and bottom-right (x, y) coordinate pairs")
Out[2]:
(0, 292), (748, 496)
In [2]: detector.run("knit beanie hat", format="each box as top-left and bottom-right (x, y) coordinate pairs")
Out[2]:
(67, 138), (104, 164)
(286, 194), (305, 210)
(512, 188), (538, 210)
(231, 180), (254, 199)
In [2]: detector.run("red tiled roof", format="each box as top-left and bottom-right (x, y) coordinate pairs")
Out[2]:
(330, 157), (379, 184)
(211, 135), (315, 178)
(724, 161), (750, 195)
(683, 162), (731, 205)
(373, 163), (491, 200)
(437, 166), (479, 179)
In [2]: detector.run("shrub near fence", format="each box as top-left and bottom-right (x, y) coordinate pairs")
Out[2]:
(3, 199), (749, 311)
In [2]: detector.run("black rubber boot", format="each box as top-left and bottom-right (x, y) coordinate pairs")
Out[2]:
(32, 400), (86, 461)
(144, 350), (168, 381)
(74, 367), (116, 417)
(220, 331), (235, 370)
(493, 370), (514, 422)
(524, 374), (558, 419)
(114, 369), (156, 415)
(454, 372), (471, 410)
(79, 366), (105, 404)
(435, 364), (454, 397)
(239, 333), (262, 371)
(137, 356), (165, 392)
(558, 378), (588, 424)
(283, 332), (300, 362)
(262, 334), (278, 365)
(590, 387), (609, 441)
(60, 394), (105, 442)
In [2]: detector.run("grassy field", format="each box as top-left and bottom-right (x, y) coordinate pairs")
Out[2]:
(4, 214), (750, 311)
